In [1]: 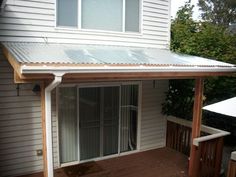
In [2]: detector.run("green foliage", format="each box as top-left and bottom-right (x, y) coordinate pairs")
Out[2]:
(162, 2), (236, 121)
(198, 0), (236, 27)
(162, 79), (195, 120)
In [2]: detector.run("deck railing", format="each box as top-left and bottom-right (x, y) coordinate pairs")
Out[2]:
(166, 116), (230, 177)
(227, 152), (236, 177)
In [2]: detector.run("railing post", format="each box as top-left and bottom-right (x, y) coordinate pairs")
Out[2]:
(214, 137), (224, 177)
(227, 152), (236, 177)
(189, 78), (204, 177)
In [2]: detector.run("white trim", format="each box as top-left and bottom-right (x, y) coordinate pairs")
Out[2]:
(62, 149), (140, 167)
(76, 150), (139, 166)
(55, 87), (60, 167)
(137, 81), (142, 150)
(122, 0), (126, 32)
(118, 86), (122, 155)
(231, 151), (236, 161)
(139, 0), (143, 34)
(60, 161), (80, 168)
(78, 0), (81, 29)
(54, 0), (57, 28)
(193, 131), (230, 146)
(54, 26), (142, 36)
(54, 0), (141, 34)
(77, 82), (121, 88)
(167, 0), (171, 49)
(76, 86), (80, 162)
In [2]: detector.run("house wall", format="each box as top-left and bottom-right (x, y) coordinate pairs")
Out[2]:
(0, 50), (44, 176)
(0, 55), (168, 176)
(0, 0), (170, 49)
(51, 80), (168, 167)
(140, 80), (168, 150)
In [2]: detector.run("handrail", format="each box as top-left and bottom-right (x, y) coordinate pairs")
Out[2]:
(231, 151), (236, 161)
(167, 116), (230, 146)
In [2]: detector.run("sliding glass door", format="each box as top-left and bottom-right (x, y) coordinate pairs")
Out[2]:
(58, 87), (78, 163)
(58, 84), (139, 164)
(120, 85), (138, 152)
(79, 87), (119, 160)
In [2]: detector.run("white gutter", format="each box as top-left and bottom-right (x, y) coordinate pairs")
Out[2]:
(21, 65), (236, 74)
(45, 73), (64, 177)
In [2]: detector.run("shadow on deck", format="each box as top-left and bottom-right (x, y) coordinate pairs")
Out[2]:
(20, 148), (189, 177)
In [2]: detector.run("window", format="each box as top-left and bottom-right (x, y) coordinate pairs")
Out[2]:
(58, 84), (139, 164)
(56, 0), (141, 32)
(57, 0), (78, 27)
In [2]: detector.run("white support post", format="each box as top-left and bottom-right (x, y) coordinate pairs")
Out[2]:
(45, 74), (64, 177)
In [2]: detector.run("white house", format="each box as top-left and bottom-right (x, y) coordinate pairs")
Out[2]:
(0, 1), (235, 177)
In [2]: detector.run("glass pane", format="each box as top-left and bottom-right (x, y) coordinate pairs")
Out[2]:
(57, 0), (78, 27)
(103, 87), (119, 156)
(82, 0), (123, 31)
(125, 0), (140, 32)
(79, 87), (100, 160)
(59, 87), (77, 163)
(120, 85), (138, 152)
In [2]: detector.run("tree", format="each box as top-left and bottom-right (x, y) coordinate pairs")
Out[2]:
(162, 2), (236, 122)
(198, 0), (236, 26)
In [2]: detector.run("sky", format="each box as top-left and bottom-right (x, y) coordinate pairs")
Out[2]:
(171, 0), (201, 20)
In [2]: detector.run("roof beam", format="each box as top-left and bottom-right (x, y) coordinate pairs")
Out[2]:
(13, 71), (235, 82)
(63, 72), (235, 80)
(2, 46), (22, 78)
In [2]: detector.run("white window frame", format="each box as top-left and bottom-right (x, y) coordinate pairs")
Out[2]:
(55, 0), (143, 34)
(56, 81), (142, 167)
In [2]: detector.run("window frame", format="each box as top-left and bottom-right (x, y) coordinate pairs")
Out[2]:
(56, 81), (142, 167)
(55, 0), (143, 34)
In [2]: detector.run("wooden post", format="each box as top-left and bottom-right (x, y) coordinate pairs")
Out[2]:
(188, 78), (204, 177)
(214, 137), (224, 177)
(227, 160), (236, 177)
(41, 82), (48, 177)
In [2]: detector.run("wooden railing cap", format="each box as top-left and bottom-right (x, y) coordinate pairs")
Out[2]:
(231, 151), (236, 161)
(166, 116), (230, 146)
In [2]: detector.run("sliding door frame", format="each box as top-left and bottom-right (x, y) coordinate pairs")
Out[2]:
(57, 81), (142, 167)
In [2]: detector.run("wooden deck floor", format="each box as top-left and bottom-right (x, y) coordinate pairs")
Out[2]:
(20, 148), (189, 177)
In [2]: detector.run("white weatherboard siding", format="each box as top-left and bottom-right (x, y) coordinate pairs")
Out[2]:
(0, 49), (43, 177)
(140, 80), (168, 150)
(0, 0), (170, 48)
(0, 52), (168, 175)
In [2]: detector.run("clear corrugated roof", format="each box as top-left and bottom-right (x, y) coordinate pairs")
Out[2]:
(2, 42), (235, 67)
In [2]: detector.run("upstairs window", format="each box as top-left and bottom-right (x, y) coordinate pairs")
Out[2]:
(56, 0), (141, 33)
(57, 0), (78, 27)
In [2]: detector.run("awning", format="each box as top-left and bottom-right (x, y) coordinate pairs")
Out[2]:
(2, 42), (236, 80)
(203, 97), (236, 117)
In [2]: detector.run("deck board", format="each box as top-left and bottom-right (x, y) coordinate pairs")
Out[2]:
(19, 148), (189, 177)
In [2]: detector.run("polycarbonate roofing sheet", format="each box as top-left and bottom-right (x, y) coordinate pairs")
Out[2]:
(2, 42), (235, 67)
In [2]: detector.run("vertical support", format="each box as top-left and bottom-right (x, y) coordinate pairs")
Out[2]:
(214, 137), (224, 177)
(42, 75), (63, 177)
(188, 78), (204, 177)
(227, 160), (236, 177)
(45, 88), (54, 177)
(41, 82), (48, 177)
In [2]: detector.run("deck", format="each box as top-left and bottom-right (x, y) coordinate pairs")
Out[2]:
(19, 148), (189, 177)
